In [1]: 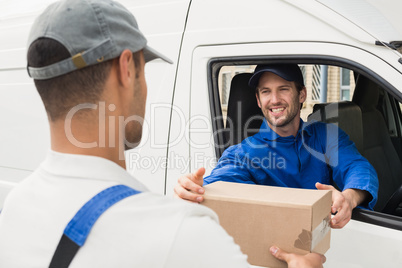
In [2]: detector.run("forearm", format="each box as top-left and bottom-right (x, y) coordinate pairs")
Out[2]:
(328, 125), (378, 209)
(342, 188), (369, 209)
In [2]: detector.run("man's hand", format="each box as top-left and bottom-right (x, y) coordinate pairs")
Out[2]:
(270, 246), (326, 268)
(316, 182), (368, 228)
(173, 167), (206, 203)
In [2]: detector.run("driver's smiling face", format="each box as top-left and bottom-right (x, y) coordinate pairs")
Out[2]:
(256, 72), (305, 135)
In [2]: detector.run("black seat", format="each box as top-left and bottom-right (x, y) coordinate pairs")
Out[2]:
(308, 101), (364, 153)
(224, 73), (264, 148)
(352, 75), (402, 214)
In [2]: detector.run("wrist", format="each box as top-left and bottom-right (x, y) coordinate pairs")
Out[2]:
(342, 188), (367, 208)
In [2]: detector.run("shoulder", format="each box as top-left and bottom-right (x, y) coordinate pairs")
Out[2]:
(1, 171), (38, 209)
(220, 143), (245, 162)
(305, 120), (344, 131)
(303, 120), (344, 138)
(303, 120), (329, 133)
(221, 135), (261, 158)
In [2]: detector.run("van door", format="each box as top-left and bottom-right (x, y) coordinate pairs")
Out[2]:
(189, 41), (402, 267)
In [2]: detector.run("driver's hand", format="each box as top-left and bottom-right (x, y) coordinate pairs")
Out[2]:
(316, 182), (368, 228)
(270, 246), (326, 268)
(174, 167), (205, 203)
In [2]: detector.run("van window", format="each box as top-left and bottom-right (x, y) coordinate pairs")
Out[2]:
(210, 61), (402, 218)
(217, 64), (356, 122)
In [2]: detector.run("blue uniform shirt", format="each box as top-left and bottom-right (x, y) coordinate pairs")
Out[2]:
(204, 119), (379, 210)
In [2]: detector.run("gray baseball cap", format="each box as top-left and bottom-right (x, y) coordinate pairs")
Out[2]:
(27, 0), (173, 80)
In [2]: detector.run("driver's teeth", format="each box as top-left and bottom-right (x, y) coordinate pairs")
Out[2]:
(272, 108), (284, 112)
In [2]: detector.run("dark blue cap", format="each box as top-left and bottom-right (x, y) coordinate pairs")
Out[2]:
(248, 63), (304, 88)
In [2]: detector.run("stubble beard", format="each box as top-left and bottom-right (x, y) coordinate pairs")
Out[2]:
(263, 93), (300, 128)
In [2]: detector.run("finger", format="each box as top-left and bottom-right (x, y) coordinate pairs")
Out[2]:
(189, 167), (205, 188)
(178, 175), (204, 194)
(310, 253), (327, 264)
(329, 207), (343, 227)
(316, 182), (340, 214)
(321, 254), (327, 264)
(315, 182), (335, 191)
(194, 167), (206, 178)
(174, 183), (204, 203)
(270, 246), (290, 263)
(331, 218), (349, 229)
(331, 193), (345, 215)
(330, 217), (349, 229)
(330, 208), (351, 228)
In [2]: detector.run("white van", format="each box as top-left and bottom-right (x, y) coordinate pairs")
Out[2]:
(1, 0), (402, 267)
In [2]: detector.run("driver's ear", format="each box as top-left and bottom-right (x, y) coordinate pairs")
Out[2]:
(256, 92), (262, 108)
(299, 87), (307, 103)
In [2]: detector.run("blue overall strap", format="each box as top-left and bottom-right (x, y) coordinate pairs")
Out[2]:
(49, 184), (141, 268)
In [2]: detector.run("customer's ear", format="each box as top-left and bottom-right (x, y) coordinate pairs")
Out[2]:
(117, 49), (135, 89)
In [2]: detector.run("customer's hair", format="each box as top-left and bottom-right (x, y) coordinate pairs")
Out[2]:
(28, 38), (141, 121)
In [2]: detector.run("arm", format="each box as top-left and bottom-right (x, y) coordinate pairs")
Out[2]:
(316, 182), (368, 228)
(317, 124), (378, 228)
(324, 124), (378, 209)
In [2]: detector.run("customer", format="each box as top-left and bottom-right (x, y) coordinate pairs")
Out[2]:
(0, 1), (325, 267)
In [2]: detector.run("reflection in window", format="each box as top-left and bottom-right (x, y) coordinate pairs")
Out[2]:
(311, 65), (322, 101)
(221, 73), (231, 105)
(340, 68), (351, 101)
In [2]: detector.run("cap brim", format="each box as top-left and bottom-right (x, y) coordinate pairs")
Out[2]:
(143, 45), (173, 64)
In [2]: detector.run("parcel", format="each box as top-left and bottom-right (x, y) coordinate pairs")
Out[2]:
(202, 181), (332, 268)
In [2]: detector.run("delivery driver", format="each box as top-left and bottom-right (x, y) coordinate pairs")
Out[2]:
(0, 0), (325, 267)
(175, 64), (379, 229)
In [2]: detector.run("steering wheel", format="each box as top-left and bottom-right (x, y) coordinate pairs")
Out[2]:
(382, 184), (402, 216)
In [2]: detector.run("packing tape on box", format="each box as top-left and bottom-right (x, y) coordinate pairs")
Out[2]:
(294, 215), (330, 251)
(311, 215), (331, 250)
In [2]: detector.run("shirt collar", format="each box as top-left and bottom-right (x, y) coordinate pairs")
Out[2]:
(299, 119), (314, 137)
(41, 150), (149, 192)
(258, 118), (313, 141)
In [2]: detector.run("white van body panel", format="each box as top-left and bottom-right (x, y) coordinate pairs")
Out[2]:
(0, 2), (51, 201)
(0, 0), (191, 197)
(119, 0), (191, 194)
(327, 220), (402, 267)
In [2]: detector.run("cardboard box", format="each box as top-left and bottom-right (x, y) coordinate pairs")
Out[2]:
(202, 181), (332, 268)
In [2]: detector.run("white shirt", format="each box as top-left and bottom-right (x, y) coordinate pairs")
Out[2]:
(0, 151), (249, 267)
